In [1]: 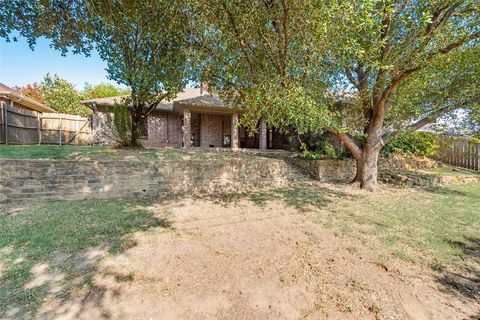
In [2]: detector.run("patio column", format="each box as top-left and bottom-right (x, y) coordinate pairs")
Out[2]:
(259, 118), (267, 150)
(183, 109), (192, 148)
(231, 113), (239, 150)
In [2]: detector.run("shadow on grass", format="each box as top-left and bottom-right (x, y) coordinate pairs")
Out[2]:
(0, 198), (171, 319)
(424, 186), (472, 198)
(424, 180), (480, 199)
(436, 237), (480, 301)
(204, 184), (360, 211)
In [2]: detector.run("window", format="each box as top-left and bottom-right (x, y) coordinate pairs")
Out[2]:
(140, 118), (148, 138)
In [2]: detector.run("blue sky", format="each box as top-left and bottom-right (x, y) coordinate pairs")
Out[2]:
(0, 37), (123, 90)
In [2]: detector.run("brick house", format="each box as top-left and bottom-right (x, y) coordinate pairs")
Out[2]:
(0, 83), (56, 113)
(82, 88), (293, 150)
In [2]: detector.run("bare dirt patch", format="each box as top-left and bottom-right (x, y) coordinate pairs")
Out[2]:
(35, 184), (479, 320)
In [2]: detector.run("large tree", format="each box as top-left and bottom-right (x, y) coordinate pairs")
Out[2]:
(1, 0), (192, 146)
(90, 1), (192, 146)
(189, 0), (334, 136)
(192, 0), (479, 190)
(326, 0), (480, 190)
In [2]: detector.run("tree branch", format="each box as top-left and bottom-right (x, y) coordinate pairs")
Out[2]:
(221, 1), (256, 80)
(382, 101), (470, 142)
(345, 67), (361, 90)
(328, 128), (363, 160)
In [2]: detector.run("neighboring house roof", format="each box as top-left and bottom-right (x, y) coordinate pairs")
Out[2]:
(0, 83), (56, 113)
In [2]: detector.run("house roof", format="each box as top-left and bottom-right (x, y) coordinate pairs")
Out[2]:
(81, 87), (211, 112)
(0, 83), (56, 113)
(173, 94), (233, 114)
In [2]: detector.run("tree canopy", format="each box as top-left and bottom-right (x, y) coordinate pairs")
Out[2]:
(387, 47), (480, 135)
(2, 0), (193, 146)
(1, 0), (479, 188)
(82, 83), (130, 99)
(190, 0), (479, 190)
(189, 0), (334, 135)
(13, 83), (44, 103)
(41, 74), (90, 116)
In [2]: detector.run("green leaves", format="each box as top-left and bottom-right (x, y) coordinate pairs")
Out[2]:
(109, 105), (132, 147)
(239, 82), (335, 135)
(388, 47), (480, 134)
(383, 132), (439, 157)
(89, 0), (192, 106)
(41, 74), (90, 116)
(191, 0), (334, 134)
(82, 83), (130, 99)
(2, 0), (195, 145)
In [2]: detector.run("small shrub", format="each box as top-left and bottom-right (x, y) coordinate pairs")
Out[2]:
(383, 132), (439, 157)
(107, 105), (132, 147)
(299, 141), (339, 160)
(299, 149), (323, 160)
(468, 136), (480, 144)
(299, 142), (340, 160)
(322, 142), (338, 158)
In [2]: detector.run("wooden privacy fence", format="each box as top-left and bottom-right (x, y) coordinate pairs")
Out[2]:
(436, 135), (479, 171)
(0, 104), (91, 145)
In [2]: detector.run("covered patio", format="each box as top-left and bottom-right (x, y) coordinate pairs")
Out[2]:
(174, 95), (256, 150)
(173, 95), (291, 150)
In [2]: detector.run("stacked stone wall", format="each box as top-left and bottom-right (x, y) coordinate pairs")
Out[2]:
(0, 157), (309, 203)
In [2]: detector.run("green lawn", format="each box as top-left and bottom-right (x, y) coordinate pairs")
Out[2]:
(0, 145), (217, 161)
(0, 199), (171, 319)
(421, 166), (478, 176)
(322, 183), (480, 271)
(209, 182), (479, 272)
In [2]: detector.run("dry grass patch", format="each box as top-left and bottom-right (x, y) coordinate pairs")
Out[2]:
(0, 182), (478, 319)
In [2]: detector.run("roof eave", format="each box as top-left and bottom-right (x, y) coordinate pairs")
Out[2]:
(0, 92), (56, 113)
(173, 102), (234, 115)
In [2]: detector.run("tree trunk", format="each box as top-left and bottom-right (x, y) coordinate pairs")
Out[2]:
(351, 132), (382, 191)
(351, 158), (363, 183)
(359, 143), (381, 191)
(130, 112), (142, 147)
(341, 130), (382, 191)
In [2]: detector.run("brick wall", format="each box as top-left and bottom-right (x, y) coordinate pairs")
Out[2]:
(92, 111), (115, 145)
(93, 110), (183, 147)
(200, 114), (231, 148)
(0, 157), (309, 203)
(145, 111), (182, 147)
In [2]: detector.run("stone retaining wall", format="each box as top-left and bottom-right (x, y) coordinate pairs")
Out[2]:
(381, 169), (480, 187)
(293, 158), (356, 182)
(0, 158), (313, 203)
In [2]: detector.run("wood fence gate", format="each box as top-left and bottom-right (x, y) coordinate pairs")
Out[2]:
(0, 104), (91, 145)
(436, 135), (480, 171)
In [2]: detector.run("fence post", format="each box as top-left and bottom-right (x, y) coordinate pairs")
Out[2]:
(89, 118), (93, 146)
(0, 103), (3, 144)
(37, 113), (41, 145)
(4, 104), (8, 145)
(75, 118), (79, 145)
(59, 115), (63, 146)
